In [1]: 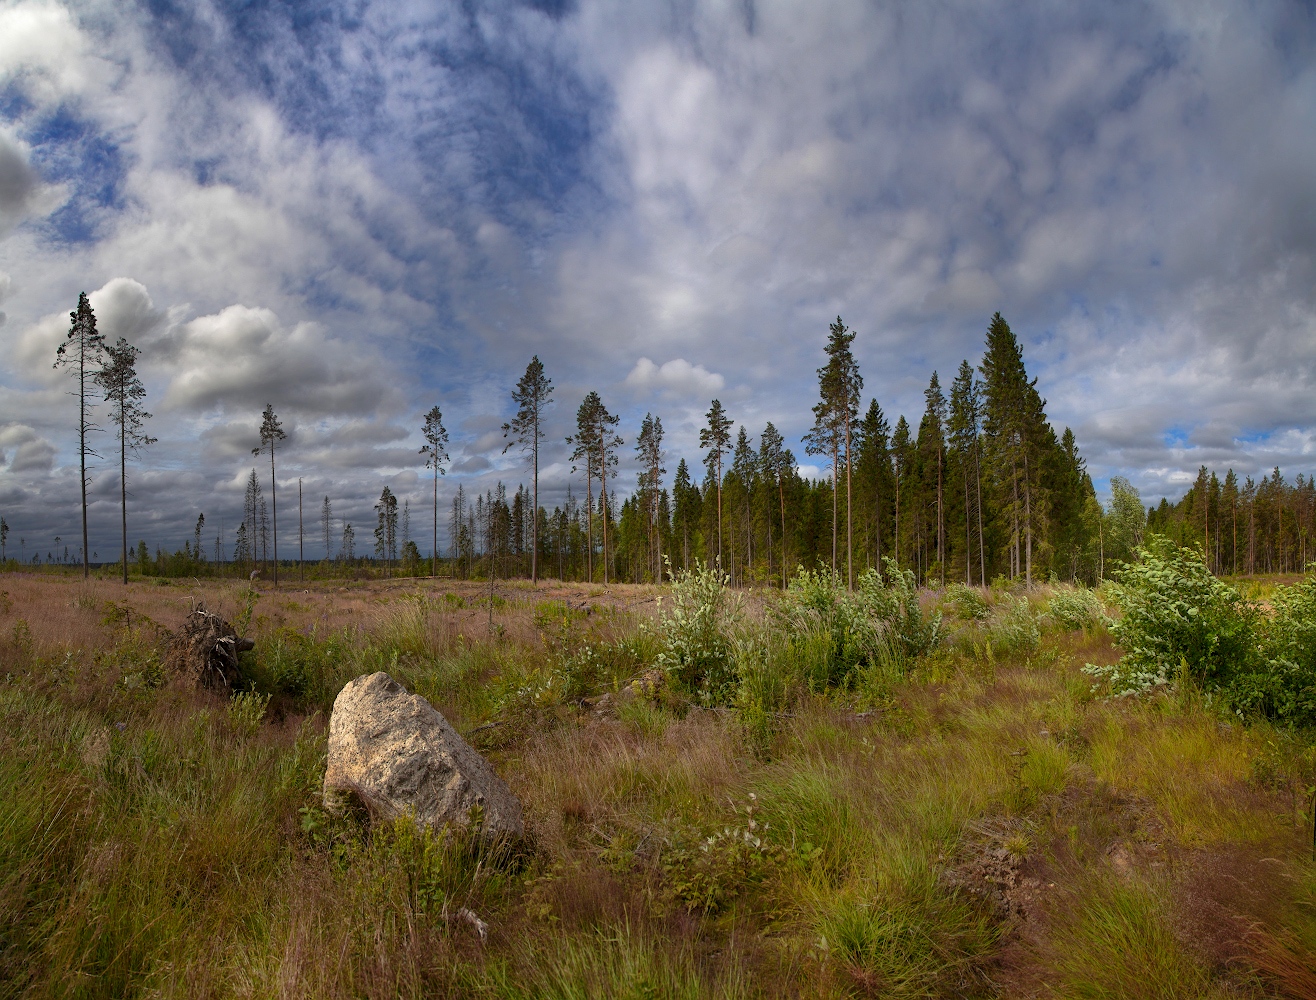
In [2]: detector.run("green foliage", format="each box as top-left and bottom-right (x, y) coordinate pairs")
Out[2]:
(987, 593), (1042, 658)
(1085, 538), (1260, 697)
(655, 560), (739, 704)
(1046, 586), (1106, 632)
(1238, 571), (1316, 723)
(227, 689), (270, 738)
(943, 583), (990, 622)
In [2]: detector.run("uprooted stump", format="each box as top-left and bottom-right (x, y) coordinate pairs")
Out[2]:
(165, 606), (255, 690)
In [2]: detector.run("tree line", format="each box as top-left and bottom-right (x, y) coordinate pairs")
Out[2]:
(20, 292), (1307, 589)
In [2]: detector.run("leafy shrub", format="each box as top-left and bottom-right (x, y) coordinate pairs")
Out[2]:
(767, 560), (942, 694)
(942, 583), (990, 622)
(1045, 587), (1105, 632)
(1085, 538), (1260, 697)
(655, 561), (739, 704)
(228, 690), (270, 738)
(987, 594), (1042, 658)
(864, 559), (944, 662)
(1235, 573), (1316, 723)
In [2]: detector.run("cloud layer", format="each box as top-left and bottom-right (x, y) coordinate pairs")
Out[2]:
(0, 0), (1313, 557)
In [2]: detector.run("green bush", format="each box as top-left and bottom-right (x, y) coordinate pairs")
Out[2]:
(1045, 586), (1105, 632)
(655, 561), (740, 704)
(1235, 572), (1316, 723)
(1085, 538), (1260, 698)
(942, 583), (990, 622)
(987, 594), (1042, 658)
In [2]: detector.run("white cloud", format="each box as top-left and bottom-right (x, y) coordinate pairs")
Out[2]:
(623, 356), (724, 397)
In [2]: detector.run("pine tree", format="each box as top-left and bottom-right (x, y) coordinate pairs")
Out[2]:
(502, 357), (553, 583)
(699, 399), (733, 569)
(54, 291), (106, 580)
(731, 426), (756, 584)
(94, 337), (155, 585)
(421, 406), (449, 578)
(252, 404), (287, 586)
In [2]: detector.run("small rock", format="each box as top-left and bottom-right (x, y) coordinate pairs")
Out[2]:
(323, 672), (524, 840)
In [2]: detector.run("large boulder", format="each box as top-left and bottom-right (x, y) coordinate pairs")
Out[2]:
(323, 672), (524, 840)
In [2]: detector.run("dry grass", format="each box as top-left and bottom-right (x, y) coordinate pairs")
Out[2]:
(3, 572), (1316, 998)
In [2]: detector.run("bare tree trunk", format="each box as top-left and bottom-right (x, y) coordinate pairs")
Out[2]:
(975, 439), (986, 587)
(298, 479), (303, 583)
(120, 420), (128, 585)
(270, 445), (278, 588)
(845, 417), (853, 589)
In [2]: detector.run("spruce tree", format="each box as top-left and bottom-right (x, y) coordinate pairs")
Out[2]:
(502, 358), (553, 583)
(636, 413), (666, 582)
(252, 404), (287, 586)
(759, 422), (795, 588)
(94, 338), (155, 585)
(568, 394), (601, 581)
(920, 372), (947, 585)
(891, 416), (912, 570)
(979, 313), (1048, 586)
(54, 292), (106, 580)
(949, 361), (985, 585)
(854, 399), (892, 574)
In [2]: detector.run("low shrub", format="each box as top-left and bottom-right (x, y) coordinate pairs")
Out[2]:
(942, 583), (991, 622)
(1045, 586), (1106, 632)
(655, 561), (740, 704)
(987, 594), (1041, 658)
(1085, 538), (1260, 698)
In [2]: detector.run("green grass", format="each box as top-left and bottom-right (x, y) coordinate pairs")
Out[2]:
(2, 579), (1316, 997)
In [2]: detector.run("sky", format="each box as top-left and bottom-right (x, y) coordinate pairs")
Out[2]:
(0, 0), (1314, 561)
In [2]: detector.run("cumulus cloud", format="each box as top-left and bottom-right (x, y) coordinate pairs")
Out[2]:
(155, 304), (398, 418)
(0, 423), (55, 474)
(0, 131), (63, 237)
(0, 0), (1314, 552)
(623, 357), (724, 396)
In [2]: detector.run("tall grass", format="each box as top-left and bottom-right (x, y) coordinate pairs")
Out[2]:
(2, 572), (1315, 997)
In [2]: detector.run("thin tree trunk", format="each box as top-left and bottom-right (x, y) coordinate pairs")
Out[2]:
(80, 356), (90, 580)
(779, 476), (788, 589)
(1023, 448), (1032, 588)
(298, 479), (304, 583)
(845, 416), (853, 590)
(269, 446), (278, 587)
(532, 418), (539, 584)
(120, 418), (128, 585)
(975, 439), (986, 587)
(831, 443), (839, 577)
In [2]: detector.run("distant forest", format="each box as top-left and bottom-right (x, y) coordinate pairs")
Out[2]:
(13, 302), (1313, 587)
